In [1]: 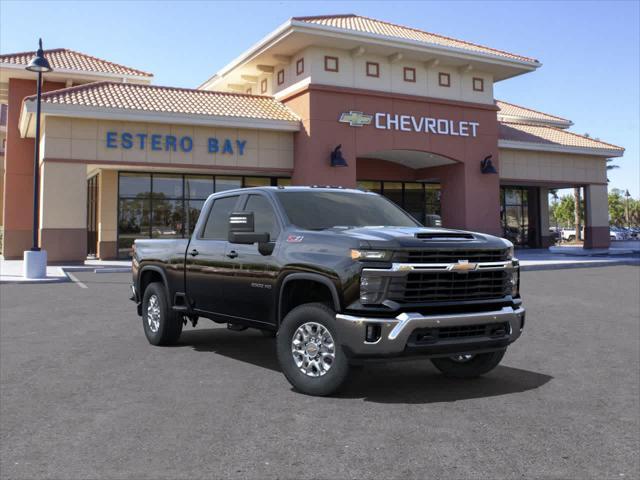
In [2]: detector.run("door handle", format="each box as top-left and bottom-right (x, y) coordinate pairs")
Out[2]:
(226, 250), (238, 259)
(189, 249), (199, 257)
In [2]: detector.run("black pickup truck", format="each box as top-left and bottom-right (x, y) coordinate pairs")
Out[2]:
(130, 186), (525, 396)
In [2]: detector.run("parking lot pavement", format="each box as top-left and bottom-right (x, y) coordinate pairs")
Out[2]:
(1, 266), (638, 479)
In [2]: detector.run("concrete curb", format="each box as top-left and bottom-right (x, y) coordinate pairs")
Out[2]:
(521, 259), (640, 272)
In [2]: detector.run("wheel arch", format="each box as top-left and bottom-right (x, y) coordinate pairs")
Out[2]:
(138, 265), (170, 302)
(278, 273), (341, 325)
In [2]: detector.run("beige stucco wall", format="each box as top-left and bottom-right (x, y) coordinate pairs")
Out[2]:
(499, 148), (607, 184)
(42, 117), (294, 170)
(272, 46), (494, 104)
(39, 161), (86, 229)
(98, 169), (118, 243)
(585, 184), (609, 228)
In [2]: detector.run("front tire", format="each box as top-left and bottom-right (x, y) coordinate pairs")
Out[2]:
(430, 349), (506, 378)
(276, 303), (350, 396)
(142, 282), (182, 346)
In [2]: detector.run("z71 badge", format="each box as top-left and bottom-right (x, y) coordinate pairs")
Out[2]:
(286, 235), (304, 243)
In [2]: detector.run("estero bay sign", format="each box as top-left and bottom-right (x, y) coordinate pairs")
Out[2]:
(339, 111), (480, 137)
(105, 131), (248, 155)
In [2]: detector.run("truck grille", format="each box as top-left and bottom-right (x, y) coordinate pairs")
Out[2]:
(394, 249), (509, 264)
(388, 270), (510, 303)
(408, 322), (510, 346)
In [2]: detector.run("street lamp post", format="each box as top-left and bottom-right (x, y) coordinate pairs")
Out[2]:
(23, 39), (52, 279)
(624, 189), (631, 229)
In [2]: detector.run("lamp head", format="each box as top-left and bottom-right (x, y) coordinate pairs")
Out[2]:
(26, 39), (53, 73)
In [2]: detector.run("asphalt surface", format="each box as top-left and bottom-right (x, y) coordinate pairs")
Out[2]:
(1, 266), (639, 479)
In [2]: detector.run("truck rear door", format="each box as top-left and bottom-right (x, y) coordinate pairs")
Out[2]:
(185, 194), (241, 315)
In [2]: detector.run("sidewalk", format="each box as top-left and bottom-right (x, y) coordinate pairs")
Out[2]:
(2, 249), (638, 284)
(0, 258), (132, 284)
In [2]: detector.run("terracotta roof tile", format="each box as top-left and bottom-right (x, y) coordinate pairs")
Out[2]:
(499, 122), (623, 153)
(27, 82), (299, 122)
(293, 14), (538, 64)
(496, 100), (571, 126)
(0, 48), (152, 78)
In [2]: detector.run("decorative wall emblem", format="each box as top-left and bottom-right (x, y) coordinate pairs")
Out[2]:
(338, 111), (374, 127)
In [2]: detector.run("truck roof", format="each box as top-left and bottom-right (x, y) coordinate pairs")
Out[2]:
(212, 185), (371, 196)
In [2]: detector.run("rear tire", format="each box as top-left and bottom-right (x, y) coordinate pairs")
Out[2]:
(276, 303), (350, 396)
(431, 349), (506, 378)
(142, 282), (182, 346)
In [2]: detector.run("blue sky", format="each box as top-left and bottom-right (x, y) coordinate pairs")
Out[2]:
(1, 0), (638, 197)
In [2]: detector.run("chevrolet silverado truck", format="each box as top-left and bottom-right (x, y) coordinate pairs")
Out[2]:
(130, 186), (525, 396)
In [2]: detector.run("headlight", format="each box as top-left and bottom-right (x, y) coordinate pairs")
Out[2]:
(360, 274), (388, 305)
(506, 245), (515, 260)
(510, 268), (520, 297)
(350, 249), (392, 261)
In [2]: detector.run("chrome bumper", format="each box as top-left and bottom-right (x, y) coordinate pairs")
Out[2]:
(335, 306), (525, 357)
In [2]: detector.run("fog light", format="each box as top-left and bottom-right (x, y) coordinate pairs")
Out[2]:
(365, 324), (382, 343)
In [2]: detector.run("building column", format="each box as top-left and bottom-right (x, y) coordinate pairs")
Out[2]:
(539, 187), (553, 247)
(98, 170), (118, 259)
(285, 90), (358, 187)
(1, 78), (66, 259)
(584, 184), (610, 249)
(424, 161), (502, 236)
(39, 161), (87, 262)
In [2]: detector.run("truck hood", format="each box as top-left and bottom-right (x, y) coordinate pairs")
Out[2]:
(322, 226), (510, 250)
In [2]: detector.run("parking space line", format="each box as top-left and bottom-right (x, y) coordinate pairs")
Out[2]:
(66, 272), (88, 289)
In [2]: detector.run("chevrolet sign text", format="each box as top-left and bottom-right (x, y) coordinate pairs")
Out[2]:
(338, 111), (479, 137)
(374, 113), (479, 137)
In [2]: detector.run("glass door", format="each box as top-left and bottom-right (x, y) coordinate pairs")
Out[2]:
(86, 175), (99, 257)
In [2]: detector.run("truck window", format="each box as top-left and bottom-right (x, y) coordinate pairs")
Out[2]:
(201, 195), (239, 240)
(245, 194), (280, 240)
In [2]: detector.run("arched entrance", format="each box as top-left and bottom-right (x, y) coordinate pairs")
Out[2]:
(356, 150), (458, 226)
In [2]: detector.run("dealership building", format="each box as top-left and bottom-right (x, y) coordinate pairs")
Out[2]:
(0, 14), (624, 261)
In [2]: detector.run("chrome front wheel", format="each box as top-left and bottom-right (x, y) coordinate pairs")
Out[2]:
(291, 322), (336, 377)
(146, 294), (161, 333)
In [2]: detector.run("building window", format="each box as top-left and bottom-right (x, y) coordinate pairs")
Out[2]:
(438, 72), (450, 87)
(260, 78), (268, 94)
(117, 173), (290, 258)
(403, 67), (416, 82)
(356, 180), (441, 225)
(296, 58), (304, 75)
(473, 77), (484, 92)
(366, 62), (380, 78)
(277, 69), (284, 85)
(245, 87), (252, 94)
(324, 55), (339, 72)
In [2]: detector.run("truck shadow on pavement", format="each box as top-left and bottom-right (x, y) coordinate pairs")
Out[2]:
(180, 328), (553, 404)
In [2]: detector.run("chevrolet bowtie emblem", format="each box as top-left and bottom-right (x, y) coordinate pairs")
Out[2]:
(339, 111), (373, 127)
(449, 260), (478, 273)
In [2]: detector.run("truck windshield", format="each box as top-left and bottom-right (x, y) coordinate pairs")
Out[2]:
(275, 191), (420, 230)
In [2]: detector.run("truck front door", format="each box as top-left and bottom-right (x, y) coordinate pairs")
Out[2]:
(224, 193), (282, 324)
(185, 194), (241, 316)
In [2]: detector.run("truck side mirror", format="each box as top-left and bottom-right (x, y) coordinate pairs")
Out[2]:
(228, 212), (270, 244)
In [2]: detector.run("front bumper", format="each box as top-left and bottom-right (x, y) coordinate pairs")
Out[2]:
(335, 306), (525, 358)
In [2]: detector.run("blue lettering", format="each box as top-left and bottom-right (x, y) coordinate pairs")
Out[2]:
(106, 131), (117, 148)
(121, 132), (133, 149)
(222, 139), (233, 154)
(165, 135), (177, 151)
(180, 136), (193, 152)
(151, 134), (162, 151)
(208, 138), (219, 153)
(136, 133), (147, 149)
(236, 140), (246, 155)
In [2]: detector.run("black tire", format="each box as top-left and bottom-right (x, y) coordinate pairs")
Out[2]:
(276, 303), (350, 396)
(430, 349), (506, 378)
(567, 235), (575, 242)
(142, 282), (182, 346)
